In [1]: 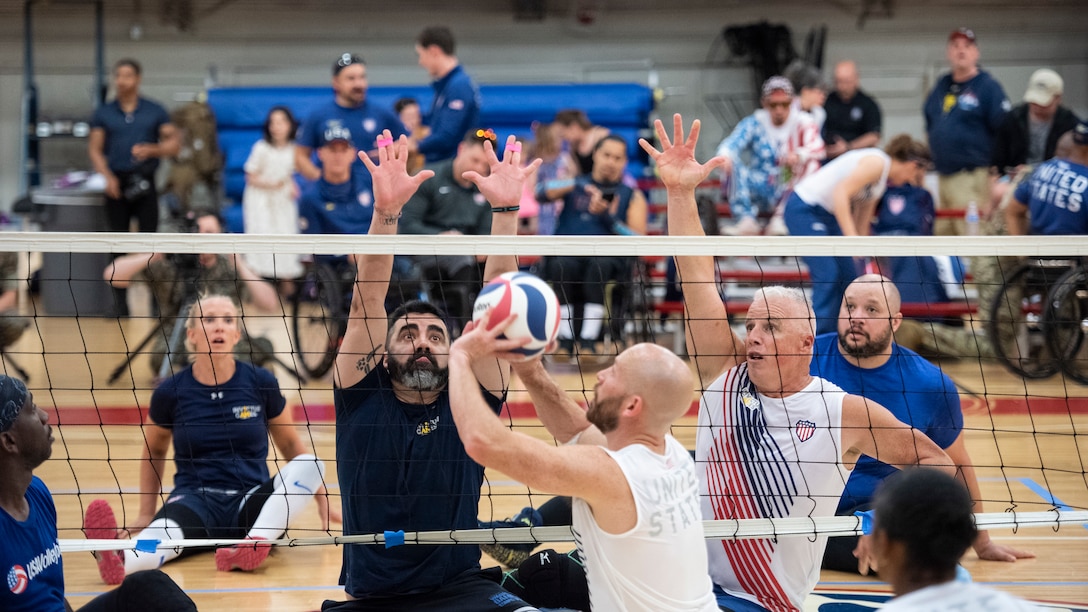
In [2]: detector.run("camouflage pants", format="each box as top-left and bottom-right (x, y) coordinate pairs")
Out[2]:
(0, 310), (31, 348)
(148, 331), (274, 375)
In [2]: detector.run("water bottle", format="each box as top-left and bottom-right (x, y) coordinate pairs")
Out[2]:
(965, 201), (980, 236)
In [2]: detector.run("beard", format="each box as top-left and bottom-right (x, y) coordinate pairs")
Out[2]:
(586, 393), (624, 434)
(387, 351), (449, 391)
(838, 325), (893, 359)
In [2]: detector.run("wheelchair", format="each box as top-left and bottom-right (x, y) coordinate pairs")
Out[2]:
(290, 256), (424, 380)
(987, 257), (1088, 383)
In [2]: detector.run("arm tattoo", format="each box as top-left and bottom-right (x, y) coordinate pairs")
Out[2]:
(379, 214), (400, 226)
(356, 344), (383, 372)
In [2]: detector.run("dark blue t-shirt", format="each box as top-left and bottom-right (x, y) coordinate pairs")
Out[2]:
(419, 65), (481, 163)
(810, 334), (963, 513)
(150, 362), (286, 492)
(873, 183), (935, 236)
(335, 364), (503, 598)
(297, 99), (407, 181)
(923, 70), (1009, 174)
(90, 97), (172, 174)
(298, 174), (375, 235)
(553, 175), (635, 236)
(1014, 158), (1088, 236)
(0, 477), (65, 612)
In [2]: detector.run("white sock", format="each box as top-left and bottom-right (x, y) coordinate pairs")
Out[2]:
(245, 454), (326, 541)
(580, 303), (606, 342)
(558, 304), (574, 340)
(125, 518), (185, 574)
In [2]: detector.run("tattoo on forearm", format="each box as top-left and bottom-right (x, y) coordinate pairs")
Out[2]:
(379, 214), (400, 226)
(356, 344), (383, 372)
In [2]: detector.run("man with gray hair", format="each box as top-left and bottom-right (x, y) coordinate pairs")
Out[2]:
(645, 114), (953, 612)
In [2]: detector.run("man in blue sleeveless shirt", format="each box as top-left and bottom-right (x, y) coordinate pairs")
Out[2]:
(321, 130), (541, 611)
(812, 275), (1034, 574)
(0, 375), (195, 612)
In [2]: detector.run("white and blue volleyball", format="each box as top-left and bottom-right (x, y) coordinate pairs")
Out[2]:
(473, 271), (561, 360)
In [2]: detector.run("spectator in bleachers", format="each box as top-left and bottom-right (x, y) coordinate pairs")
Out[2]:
(241, 106), (303, 292)
(786, 60), (828, 132)
(923, 28), (1011, 236)
(1007, 120), (1088, 237)
(716, 76), (825, 236)
(399, 129), (497, 332)
(823, 60), (882, 161)
(297, 126), (376, 236)
(871, 152), (965, 309)
(88, 58), (179, 316)
(409, 26), (480, 164)
(783, 134), (930, 335)
(992, 69), (1080, 178)
(537, 134), (648, 356)
(394, 97), (428, 175)
(554, 109), (612, 176)
(990, 69), (1081, 212)
(527, 122), (576, 236)
(295, 53), (406, 182)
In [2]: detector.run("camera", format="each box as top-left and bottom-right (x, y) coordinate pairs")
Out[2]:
(122, 175), (153, 201)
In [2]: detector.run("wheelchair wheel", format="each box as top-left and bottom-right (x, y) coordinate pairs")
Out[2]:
(291, 262), (347, 379)
(987, 261), (1066, 379)
(1046, 266), (1088, 385)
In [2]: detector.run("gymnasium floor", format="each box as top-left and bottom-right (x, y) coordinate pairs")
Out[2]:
(8, 306), (1088, 611)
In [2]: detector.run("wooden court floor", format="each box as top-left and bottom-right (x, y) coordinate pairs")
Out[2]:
(5, 312), (1088, 611)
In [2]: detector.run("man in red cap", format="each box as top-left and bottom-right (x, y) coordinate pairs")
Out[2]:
(923, 27), (1011, 236)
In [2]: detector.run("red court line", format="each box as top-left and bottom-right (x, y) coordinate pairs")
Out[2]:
(50, 395), (1088, 426)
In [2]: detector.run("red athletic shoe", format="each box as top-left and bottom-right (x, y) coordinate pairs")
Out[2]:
(83, 500), (125, 585)
(215, 536), (271, 572)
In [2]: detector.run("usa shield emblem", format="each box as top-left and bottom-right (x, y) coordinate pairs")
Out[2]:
(795, 419), (816, 442)
(887, 195), (906, 216)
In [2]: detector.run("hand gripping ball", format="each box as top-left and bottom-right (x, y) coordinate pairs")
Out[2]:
(473, 272), (561, 360)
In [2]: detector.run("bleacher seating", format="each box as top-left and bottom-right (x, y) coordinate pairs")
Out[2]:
(206, 83), (655, 232)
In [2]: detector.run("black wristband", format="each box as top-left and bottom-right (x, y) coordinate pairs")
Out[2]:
(491, 206), (520, 213)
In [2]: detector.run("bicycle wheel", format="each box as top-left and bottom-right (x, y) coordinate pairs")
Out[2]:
(291, 262), (347, 379)
(1046, 265), (1088, 385)
(987, 261), (1064, 379)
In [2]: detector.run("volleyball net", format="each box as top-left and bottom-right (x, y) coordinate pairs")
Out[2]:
(1, 231), (1086, 553)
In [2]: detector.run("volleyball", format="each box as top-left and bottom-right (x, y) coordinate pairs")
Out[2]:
(473, 271), (561, 360)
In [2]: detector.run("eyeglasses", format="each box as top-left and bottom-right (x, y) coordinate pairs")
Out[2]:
(473, 128), (498, 142)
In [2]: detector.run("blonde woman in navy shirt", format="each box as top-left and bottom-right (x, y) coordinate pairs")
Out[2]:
(85, 295), (329, 584)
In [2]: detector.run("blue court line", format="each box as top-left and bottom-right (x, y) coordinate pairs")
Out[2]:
(1016, 477), (1088, 530)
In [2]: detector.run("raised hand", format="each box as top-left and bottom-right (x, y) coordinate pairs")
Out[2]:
(358, 130), (434, 214)
(639, 114), (726, 192)
(463, 136), (543, 209)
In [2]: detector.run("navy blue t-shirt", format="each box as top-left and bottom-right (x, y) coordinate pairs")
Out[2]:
(298, 174), (375, 235)
(810, 333), (963, 513)
(552, 175), (634, 236)
(419, 65), (481, 163)
(0, 477), (65, 612)
(150, 362), (286, 492)
(873, 183), (935, 236)
(923, 70), (1010, 174)
(90, 97), (172, 174)
(298, 99), (407, 181)
(335, 364), (503, 598)
(1014, 158), (1088, 235)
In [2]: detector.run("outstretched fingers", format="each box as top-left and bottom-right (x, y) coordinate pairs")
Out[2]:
(686, 118), (702, 150)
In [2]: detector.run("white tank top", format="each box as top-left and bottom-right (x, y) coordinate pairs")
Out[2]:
(696, 363), (849, 612)
(792, 148), (891, 213)
(572, 435), (719, 612)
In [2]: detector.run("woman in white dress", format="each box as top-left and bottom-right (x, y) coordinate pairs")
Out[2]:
(242, 106), (303, 284)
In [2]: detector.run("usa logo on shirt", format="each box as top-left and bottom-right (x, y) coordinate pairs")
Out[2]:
(363, 118), (376, 134)
(449, 99), (465, 111)
(795, 419), (817, 442)
(887, 194), (906, 216)
(7, 565), (29, 595)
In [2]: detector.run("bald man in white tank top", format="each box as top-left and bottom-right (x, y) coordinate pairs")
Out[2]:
(643, 114), (952, 612)
(449, 318), (717, 612)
